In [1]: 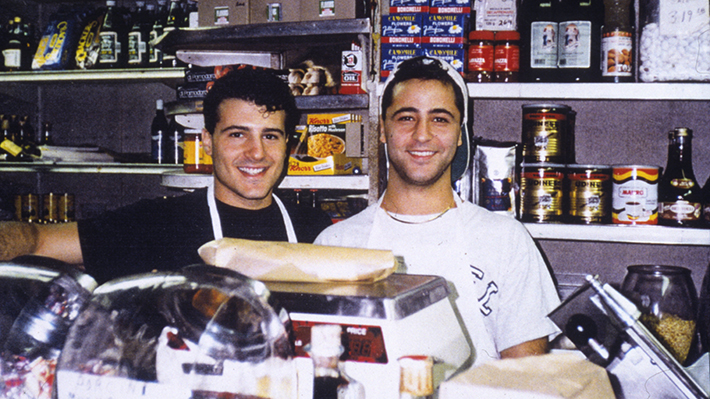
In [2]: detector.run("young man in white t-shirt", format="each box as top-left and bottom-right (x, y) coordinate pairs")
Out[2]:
(315, 56), (561, 367)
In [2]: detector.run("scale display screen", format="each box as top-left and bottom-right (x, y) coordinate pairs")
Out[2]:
(291, 320), (388, 364)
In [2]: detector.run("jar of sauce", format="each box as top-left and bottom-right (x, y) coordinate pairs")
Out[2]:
(183, 129), (213, 174)
(466, 30), (494, 82)
(494, 31), (520, 82)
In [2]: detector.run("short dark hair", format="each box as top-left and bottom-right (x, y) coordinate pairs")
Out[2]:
(203, 66), (299, 137)
(380, 56), (464, 122)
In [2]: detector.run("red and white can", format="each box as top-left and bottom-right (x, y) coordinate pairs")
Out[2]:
(612, 165), (660, 225)
(340, 48), (366, 94)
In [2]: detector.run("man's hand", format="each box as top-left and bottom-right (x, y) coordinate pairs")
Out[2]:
(500, 337), (549, 359)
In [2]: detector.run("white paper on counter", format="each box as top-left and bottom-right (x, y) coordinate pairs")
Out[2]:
(198, 238), (398, 283)
(438, 353), (616, 399)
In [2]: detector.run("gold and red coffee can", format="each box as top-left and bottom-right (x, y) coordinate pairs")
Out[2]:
(612, 165), (660, 225)
(520, 163), (566, 223)
(566, 164), (612, 224)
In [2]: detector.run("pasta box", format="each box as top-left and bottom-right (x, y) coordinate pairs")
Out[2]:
(287, 113), (365, 175)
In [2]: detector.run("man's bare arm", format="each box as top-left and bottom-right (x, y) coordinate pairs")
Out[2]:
(500, 337), (549, 359)
(0, 221), (83, 265)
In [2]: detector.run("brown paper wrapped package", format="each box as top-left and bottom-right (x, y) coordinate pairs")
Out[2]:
(438, 353), (615, 399)
(198, 238), (397, 283)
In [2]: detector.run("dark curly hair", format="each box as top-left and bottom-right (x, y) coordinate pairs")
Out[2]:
(202, 66), (299, 138)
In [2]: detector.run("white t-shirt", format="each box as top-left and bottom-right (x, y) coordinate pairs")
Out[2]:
(314, 195), (561, 367)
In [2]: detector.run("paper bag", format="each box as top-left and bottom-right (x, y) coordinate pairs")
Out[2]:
(438, 353), (615, 399)
(198, 238), (397, 283)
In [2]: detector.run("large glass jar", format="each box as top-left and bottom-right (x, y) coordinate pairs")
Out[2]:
(638, 0), (710, 81)
(621, 264), (699, 365)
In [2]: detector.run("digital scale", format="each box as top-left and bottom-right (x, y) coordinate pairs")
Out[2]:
(266, 273), (472, 399)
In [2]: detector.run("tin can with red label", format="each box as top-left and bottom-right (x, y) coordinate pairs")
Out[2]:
(520, 163), (566, 223)
(566, 164), (612, 224)
(612, 165), (660, 225)
(340, 49), (366, 94)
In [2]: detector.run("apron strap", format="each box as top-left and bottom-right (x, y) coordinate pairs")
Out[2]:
(207, 183), (297, 243)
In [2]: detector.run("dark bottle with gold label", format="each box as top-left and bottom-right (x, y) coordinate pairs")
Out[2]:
(658, 127), (703, 227)
(98, 0), (127, 69)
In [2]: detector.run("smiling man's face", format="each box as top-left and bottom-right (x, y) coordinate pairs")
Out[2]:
(203, 98), (287, 210)
(380, 78), (462, 188)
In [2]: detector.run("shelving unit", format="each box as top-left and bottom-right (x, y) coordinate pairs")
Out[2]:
(0, 15), (380, 217)
(467, 81), (710, 290)
(161, 172), (370, 190)
(0, 68), (186, 83)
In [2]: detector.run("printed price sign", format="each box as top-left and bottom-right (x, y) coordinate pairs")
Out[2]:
(56, 371), (191, 399)
(475, 0), (517, 31)
(660, 0), (710, 36)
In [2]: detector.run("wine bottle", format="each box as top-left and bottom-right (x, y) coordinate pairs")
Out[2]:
(1, 116), (35, 161)
(18, 115), (41, 157)
(148, 0), (167, 67)
(151, 99), (170, 163)
(127, 1), (149, 68)
(39, 122), (55, 145)
(2, 17), (23, 72)
(166, 116), (184, 164)
(161, 0), (184, 68)
(658, 127), (703, 227)
(556, 0), (604, 82)
(518, 0), (560, 82)
(98, 0), (127, 69)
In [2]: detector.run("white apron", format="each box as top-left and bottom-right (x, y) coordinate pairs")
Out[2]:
(206, 182), (297, 243)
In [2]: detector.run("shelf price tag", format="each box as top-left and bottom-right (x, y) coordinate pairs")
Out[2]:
(660, 0), (710, 36)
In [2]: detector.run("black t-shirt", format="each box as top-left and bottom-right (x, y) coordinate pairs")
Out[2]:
(77, 188), (332, 284)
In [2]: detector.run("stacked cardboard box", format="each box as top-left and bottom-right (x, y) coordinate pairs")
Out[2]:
(381, 0), (470, 80)
(198, 0), (366, 27)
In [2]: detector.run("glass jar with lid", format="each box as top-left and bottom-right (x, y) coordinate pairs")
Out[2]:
(621, 264), (699, 365)
(638, 0), (710, 81)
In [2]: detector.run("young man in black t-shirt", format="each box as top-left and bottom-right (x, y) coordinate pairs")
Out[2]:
(0, 67), (332, 283)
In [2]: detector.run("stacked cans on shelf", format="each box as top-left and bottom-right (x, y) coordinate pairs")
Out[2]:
(14, 192), (75, 224)
(518, 104), (660, 225)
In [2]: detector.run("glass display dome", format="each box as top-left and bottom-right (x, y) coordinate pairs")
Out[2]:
(55, 264), (296, 399)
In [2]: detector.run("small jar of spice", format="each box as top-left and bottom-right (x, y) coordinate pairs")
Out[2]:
(494, 30), (520, 82)
(466, 30), (495, 83)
